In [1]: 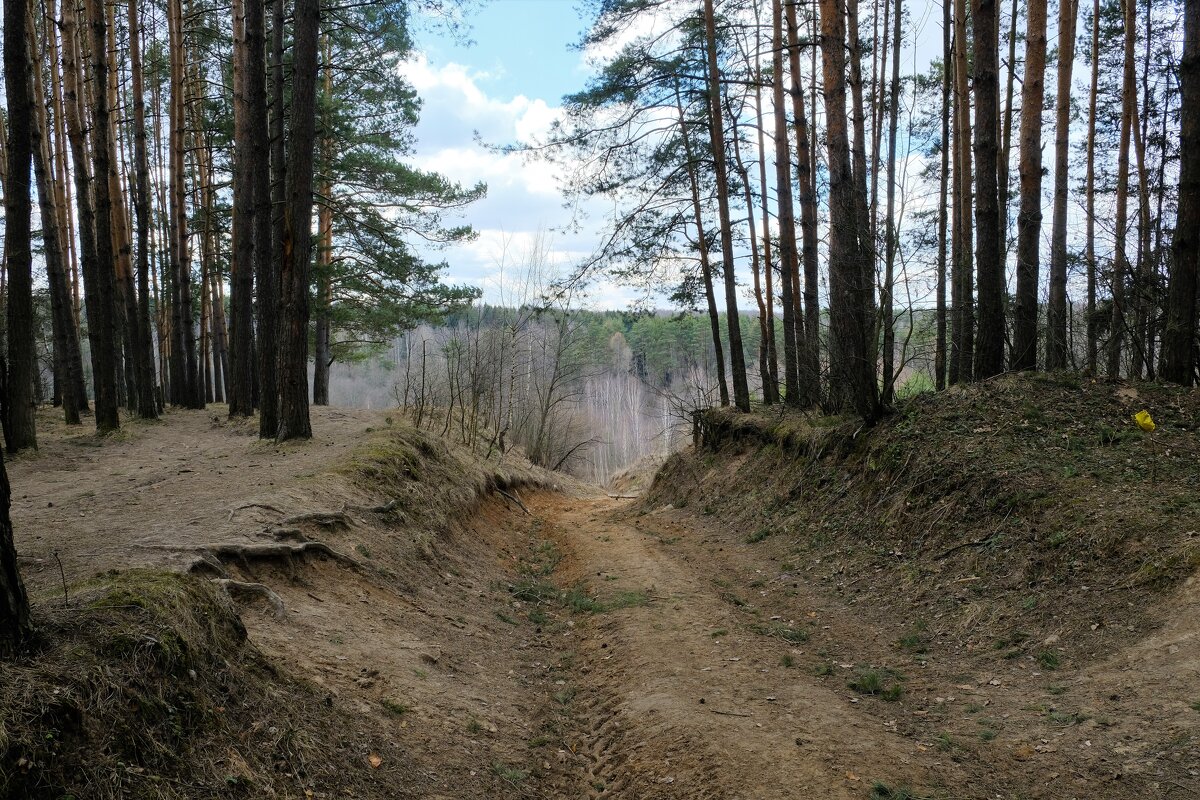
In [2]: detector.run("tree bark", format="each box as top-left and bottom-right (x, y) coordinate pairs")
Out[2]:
(936, 0), (951, 389)
(1046, 0), (1078, 370)
(230, 0), (257, 415)
(881, 0), (902, 402)
(1085, 0), (1100, 373)
(951, 2), (974, 382)
(29, 7), (84, 426)
(753, 58), (779, 402)
(820, 0), (881, 419)
(276, 0), (321, 440)
(313, 33), (333, 407)
(702, 0), (751, 412)
(5, 0), (38, 451)
(1012, 0), (1048, 371)
(998, 0), (1019, 260)
(167, 0), (201, 408)
(673, 83), (730, 409)
(0, 433), (32, 654)
(972, 0), (1005, 379)
(785, 0), (822, 398)
(1106, 0), (1137, 377)
(258, 0), (283, 437)
(773, 0), (802, 406)
(78, 0), (122, 431)
(127, 0), (159, 417)
(1161, 0), (1199, 384)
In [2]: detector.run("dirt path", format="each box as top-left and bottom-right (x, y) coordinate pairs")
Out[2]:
(529, 494), (955, 799)
(9, 406), (383, 594)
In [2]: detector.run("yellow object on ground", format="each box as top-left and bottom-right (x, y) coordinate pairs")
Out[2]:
(1133, 410), (1156, 432)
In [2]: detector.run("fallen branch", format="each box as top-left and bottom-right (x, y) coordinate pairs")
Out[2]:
(497, 489), (531, 516)
(709, 709), (752, 718)
(211, 578), (287, 618)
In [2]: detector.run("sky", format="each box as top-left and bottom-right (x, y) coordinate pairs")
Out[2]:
(399, 0), (952, 312)
(400, 0), (634, 307)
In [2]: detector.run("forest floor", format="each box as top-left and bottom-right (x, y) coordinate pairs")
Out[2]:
(4, 378), (1199, 799)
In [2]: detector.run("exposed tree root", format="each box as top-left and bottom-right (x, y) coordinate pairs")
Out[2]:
(211, 578), (287, 618)
(206, 540), (364, 571)
(226, 502), (286, 521)
(497, 489), (531, 516)
(279, 510), (351, 528)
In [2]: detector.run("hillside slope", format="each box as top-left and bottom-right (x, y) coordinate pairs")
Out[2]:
(643, 373), (1200, 798)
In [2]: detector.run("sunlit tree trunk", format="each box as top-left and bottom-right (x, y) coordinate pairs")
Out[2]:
(1012, 0), (1047, 371)
(1046, 0), (1079, 370)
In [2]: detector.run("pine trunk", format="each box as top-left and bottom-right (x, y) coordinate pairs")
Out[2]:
(1046, 0), (1079, 370)
(972, 0), (1005, 379)
(1161, 0), (1200, 384)
(29, 8), (84, 426)
(276, 0), (321, 440)
(229, 0), (256, 416)
(1012, 0), (1048, 371)
(820, 0), (881, 419)
(772, 0), (802, 406)
(702, 0), (751, 412)
(258, 0), (283, 437)
(1085, 0), (1100, 373)
(936, 0), (951, 389)
(881, 0), (902, 402)
(1106, 0), (1137, 377)
(5, 0), (38, 451)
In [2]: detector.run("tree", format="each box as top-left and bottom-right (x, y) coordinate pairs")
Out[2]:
(881, 0), (903, 401)
(1046, 0), (1079, 370)
(701, 0), (751, 412)
(951, 0), (974, 383)
(128, 0), (160, 418)
(259, 0), (285, 438)
(5, 0), (38, 451)
(972, 0), (1005, 379)
(276, 0), (321, 440)
(820, 0), (881, 419)
(936, 0), (951, 389)
(0, 430), (31, 654)
(773, 0), (803, 405)
(1107, 0), (1137, 377)
(229, 0), (258, 416)
(1012, 0), (1048, 370)
(1162, 0), (1199, 384)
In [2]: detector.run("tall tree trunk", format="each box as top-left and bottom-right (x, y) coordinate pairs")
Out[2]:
(74, 0), (122, 431)
(951, 3), (975, 382)
(1085, 0), (1100, 373)
(846, 0), (874, 276)
(998, 0), (1018, 260)
(785, 0), (822, 397)
(1162, 0), (1200, 384)
(1106, 0), (1137, 377)
(0, 434), (32, 653)
(312, 34), (334, 407)
(752, 32), (780, 403)
(772, 0), (802, 406)
(5, 0), (38, 451)
(1046, 0), (1079, 370)
(1012, 0), (1048, 371)
(229, 0), (256, 415)
(258, 0), (283, 437)
(820, 0), (881, 419)
(127, 0), (158, 417)
(29, 8), (83, 426)
(276, 0), (320, 440)
(674, 84), (730, 408)
(727, 97), (773, 405)
(936, 0), (951, 389)
(972, 0), (1005, 378)
(167, 0), (200, 407)
(881, 0), (902, 402)
(702, 0), (751, 412)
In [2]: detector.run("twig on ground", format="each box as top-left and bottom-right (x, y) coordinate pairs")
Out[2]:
(497, 489), (531, 516)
